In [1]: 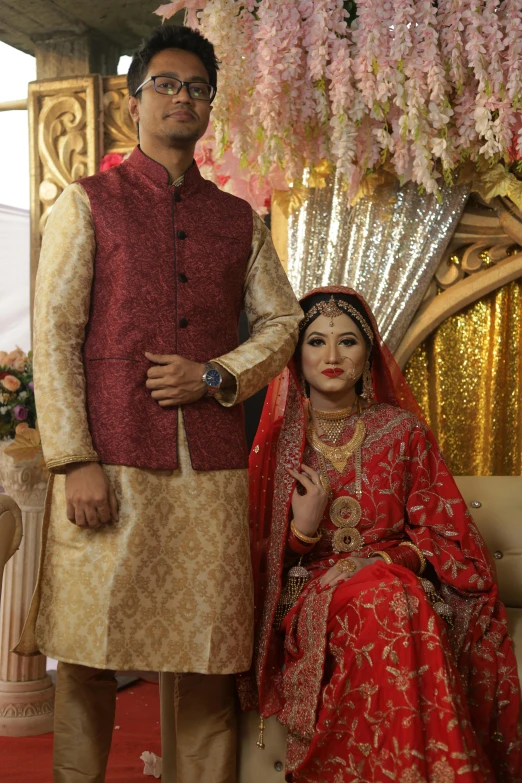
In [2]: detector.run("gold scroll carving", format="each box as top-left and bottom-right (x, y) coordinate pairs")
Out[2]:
(28, 76), (102, 316)
(396, 195), (522, 368)
(102, 75), (136, 155)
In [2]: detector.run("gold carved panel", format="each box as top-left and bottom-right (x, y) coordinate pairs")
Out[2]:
(102, 75), (136, 155)
(28, 75), (103, 314)
(396, 196), (522, 368)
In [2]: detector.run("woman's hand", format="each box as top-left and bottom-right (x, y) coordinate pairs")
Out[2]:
(287, 464), (328, 537)
(318, 556), (380, 588)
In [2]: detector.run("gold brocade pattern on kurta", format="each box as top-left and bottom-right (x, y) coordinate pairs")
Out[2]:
(18, 181), (302, 672)
(404, 281), (522, 476)
(31, 414), (253, 673)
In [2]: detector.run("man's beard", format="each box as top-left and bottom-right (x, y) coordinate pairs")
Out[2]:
(165, 125), (201, 144)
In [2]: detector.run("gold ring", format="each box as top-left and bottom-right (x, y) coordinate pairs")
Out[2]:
(336, 558), (357, 574)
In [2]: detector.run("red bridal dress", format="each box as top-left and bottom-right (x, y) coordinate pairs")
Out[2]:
(242, 287), (522, 783)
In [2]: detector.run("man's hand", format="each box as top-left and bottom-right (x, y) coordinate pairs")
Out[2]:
(65, 462), (119, 529)
(145, 353), (207, 406)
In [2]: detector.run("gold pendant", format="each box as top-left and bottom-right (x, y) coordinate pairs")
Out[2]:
(333, 526), (363, 553)
(330, 496), (362, 528)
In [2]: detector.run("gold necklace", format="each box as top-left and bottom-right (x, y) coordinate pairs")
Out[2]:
(307, 417), (365, 474)
(307, 406), (367, 556)
(311, 399), (358, 446)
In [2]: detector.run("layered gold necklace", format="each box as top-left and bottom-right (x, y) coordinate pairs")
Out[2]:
(307, 398), (366, 555)
(308, 399), (364, 474)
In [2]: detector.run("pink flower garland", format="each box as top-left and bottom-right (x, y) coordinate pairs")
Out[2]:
(153, 0), (522, 200)
(502, 0), (522, 159)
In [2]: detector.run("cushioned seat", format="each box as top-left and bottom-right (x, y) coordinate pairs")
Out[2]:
(238, 476), (522, 782)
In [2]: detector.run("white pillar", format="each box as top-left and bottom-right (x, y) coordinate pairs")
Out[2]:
(0, 450), (54, 736)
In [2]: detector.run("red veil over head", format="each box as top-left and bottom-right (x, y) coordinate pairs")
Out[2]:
(244, 286), (427, 713)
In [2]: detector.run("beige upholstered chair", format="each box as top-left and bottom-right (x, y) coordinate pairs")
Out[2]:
(0, 494), (23, 609)
(237, 476), (522, 782)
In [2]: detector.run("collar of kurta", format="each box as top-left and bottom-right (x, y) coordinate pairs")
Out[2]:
(127, 145), (203, 194)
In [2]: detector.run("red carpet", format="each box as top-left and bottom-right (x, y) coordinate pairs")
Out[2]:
(0, 681), (162, 782)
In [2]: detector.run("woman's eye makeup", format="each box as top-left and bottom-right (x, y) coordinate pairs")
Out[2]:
(306, 338), (358, 347)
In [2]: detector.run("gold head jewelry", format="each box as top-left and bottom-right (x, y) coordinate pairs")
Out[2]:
(361, 359), (374, 401)
(300, 296), (374, 345)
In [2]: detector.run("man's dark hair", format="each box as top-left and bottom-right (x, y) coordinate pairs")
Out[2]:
(128, 25), (219, 97)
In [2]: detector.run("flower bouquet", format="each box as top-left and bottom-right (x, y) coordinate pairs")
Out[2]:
(0, 348), (42, 463)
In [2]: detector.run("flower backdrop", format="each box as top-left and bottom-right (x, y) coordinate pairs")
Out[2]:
(155, 0), (522, 201)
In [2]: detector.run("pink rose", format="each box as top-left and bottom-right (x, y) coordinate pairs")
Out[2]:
(0, 351), (8, 366)
(99, 153), (125, 172)
(1, 375), (21, 392)
(15, 422), (29, 434)
(13, 405), (27, 421)
(5, 349), (27, 372)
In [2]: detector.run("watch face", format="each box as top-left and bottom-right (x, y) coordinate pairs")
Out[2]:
(205, 368), (222, 388)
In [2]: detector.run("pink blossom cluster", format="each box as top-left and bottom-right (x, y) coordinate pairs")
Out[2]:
(155, 0), (522, 198)
(195, 125), (273, 215)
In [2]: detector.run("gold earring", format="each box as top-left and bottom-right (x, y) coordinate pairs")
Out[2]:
(300, 375), (309, 399)
(361, 360), (373, 400)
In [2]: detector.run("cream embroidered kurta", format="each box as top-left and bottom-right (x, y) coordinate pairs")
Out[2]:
(17, 184), (302, 673)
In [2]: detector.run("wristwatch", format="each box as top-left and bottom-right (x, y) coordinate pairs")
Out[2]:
(202, 362), (223, 397)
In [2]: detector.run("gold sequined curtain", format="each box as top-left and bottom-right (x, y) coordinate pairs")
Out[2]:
(404, 281), (522, 475)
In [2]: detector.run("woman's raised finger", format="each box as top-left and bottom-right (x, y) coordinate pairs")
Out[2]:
(286, 467), (315, 489)
(299, 464), (323, 488)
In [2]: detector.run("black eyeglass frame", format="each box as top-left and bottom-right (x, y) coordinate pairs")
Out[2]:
(134, 75), (216, 103)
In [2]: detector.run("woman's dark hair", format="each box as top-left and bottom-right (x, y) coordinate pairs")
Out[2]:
(298, 292), (374, 397)
(127, 25), (219, 98)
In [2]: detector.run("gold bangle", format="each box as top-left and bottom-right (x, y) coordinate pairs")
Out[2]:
(291, 520), (321, 545)
(399, 541), (427, 575)
(373, 550), (393, 565)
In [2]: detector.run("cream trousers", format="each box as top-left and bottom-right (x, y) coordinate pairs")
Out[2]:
(53, 662), (237, 783)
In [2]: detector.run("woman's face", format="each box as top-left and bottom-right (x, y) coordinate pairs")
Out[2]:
(300, 313), (369, 399)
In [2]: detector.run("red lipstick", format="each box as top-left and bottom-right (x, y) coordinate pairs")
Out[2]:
(321, 368), (343, 378)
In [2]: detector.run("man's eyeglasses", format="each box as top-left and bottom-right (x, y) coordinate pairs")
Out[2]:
(134, 75), (216, 103)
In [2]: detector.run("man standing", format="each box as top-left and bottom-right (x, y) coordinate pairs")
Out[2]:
(17, 24), (302, 783)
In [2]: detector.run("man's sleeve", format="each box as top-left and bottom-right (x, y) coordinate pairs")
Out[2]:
(214, 210), (303, 406)
(33, 183), (99, 472)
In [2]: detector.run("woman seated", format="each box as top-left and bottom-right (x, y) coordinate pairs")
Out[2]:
(242, 286), (521, 782)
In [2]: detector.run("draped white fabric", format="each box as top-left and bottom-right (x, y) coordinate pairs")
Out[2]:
(0, 204), (31, 353)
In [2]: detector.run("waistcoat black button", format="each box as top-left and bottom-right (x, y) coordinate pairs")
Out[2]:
(178, 273), (188, 283)
(179, 317), (188, 328)
(177, 230), (187, 239)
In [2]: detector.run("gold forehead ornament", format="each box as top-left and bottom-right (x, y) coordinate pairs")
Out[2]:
(300, 296), (374, 344)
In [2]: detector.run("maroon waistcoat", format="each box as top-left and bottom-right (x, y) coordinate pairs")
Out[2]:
(79, 147), (253, 471)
